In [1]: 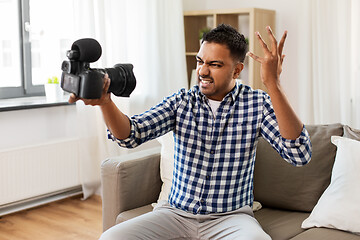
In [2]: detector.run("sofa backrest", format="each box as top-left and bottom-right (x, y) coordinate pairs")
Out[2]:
(253, 123), (343, 212)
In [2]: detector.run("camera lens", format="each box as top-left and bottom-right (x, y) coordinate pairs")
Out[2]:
(105, 64), (136, 97)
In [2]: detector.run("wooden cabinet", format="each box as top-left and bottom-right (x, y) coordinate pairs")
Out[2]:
(184, 8), (275, 91)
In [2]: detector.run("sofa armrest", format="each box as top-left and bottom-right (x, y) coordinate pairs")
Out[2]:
(101, 147), (162, 231)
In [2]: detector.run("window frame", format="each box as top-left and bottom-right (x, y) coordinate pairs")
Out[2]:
(0, 0), (45, 99)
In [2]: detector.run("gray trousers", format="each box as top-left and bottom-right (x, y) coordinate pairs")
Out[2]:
(100, 201), (271, 240)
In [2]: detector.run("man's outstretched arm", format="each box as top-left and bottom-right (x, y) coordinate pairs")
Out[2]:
(247, 26), (303, 140)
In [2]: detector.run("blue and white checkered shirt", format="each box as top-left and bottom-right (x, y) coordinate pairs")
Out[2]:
(109, 83), (312, 214)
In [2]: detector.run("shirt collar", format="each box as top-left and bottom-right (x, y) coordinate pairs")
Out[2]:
(196, 82), (241, 103)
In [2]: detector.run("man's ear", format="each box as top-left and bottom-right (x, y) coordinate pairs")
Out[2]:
(233, 62), (244, 79)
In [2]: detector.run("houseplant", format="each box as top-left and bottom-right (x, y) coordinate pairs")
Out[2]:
(199, 27), (211, 45)
(44, 76), (63, 102)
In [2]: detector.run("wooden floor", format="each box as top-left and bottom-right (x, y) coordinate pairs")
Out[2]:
(0, 195), (102, 240)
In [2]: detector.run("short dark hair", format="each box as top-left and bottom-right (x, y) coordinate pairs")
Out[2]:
(202, 24), (247, 63)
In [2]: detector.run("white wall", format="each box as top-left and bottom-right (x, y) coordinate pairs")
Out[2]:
(183, 0), (304, 118)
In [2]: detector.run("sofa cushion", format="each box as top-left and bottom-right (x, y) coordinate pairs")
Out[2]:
(301, 136), (360, 235)
(157, 132), (174, 202)
(254, 208), (309, 240)
(343, 125), (360, 139)
(253, 123), (343, 212)
(290, 227), (360, 240)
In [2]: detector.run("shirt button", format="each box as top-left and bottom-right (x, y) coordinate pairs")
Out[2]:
(210, 150), (215, 154)
(206, 175), (210, 180)
(200, 199), (205, 204)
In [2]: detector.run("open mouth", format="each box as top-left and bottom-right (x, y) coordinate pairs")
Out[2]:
(199, 77), (213, 86)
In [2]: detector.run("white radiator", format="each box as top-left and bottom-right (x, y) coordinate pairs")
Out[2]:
(0, 138), (81, 206)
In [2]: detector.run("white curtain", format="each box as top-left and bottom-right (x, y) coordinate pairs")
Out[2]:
(299, 0), (360, 129)
(72, 0), (187, 198)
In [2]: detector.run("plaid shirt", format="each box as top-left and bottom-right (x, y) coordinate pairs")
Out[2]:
(109, 83), (312, 214)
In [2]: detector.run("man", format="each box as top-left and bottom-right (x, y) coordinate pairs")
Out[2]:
(70, 24), (312, 239)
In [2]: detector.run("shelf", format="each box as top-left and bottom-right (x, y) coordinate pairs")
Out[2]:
(186, 52), (198, 56)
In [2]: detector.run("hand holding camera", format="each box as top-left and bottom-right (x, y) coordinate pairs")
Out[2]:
(68, 74), (111, 106)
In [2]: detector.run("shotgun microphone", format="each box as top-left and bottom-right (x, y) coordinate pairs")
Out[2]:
(67, 38), (102, 63)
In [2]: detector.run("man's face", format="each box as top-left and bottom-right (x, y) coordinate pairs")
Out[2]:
(196, 41), (243, 101)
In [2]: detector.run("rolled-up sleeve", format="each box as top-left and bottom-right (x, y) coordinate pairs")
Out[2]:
(279, 126), (312, 166)
(107, 121), (138, 148)
(260, 94), (312, 166)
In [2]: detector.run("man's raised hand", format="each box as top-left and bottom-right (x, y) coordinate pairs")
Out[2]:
(246, 26), (287, 90)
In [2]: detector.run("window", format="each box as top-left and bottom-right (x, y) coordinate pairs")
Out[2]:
(0, 0), (76, 99)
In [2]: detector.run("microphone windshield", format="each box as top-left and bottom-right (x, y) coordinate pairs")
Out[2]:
(71, 38), (102, 63)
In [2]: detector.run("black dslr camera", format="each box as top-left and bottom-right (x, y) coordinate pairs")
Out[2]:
(61, 38), (136, 99)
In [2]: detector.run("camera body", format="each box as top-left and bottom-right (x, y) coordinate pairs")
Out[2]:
(61, 38), (136, 99)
